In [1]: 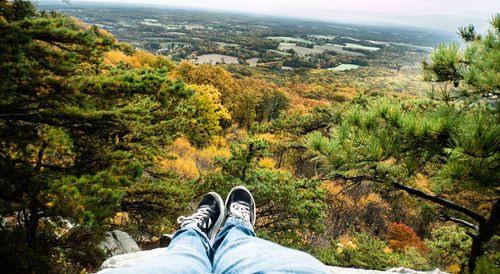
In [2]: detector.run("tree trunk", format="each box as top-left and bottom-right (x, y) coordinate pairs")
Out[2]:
(468, 199), (500, 272)
(26, 203), (40, 248)
(25, 142), (46, 248)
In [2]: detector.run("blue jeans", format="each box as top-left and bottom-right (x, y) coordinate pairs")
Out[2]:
(99, 217), (330, 273)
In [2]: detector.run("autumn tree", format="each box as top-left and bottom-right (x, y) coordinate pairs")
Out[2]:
(387, 222), (426, 253)
(184, 84), (231, 146)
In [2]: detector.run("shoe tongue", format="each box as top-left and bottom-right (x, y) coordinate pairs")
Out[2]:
(200, 204), (218, 223)
(234, 200), (251, 208)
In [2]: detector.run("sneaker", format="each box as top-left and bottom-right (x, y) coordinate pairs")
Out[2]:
(225, 186), (256, 227)
(177, 192), (225, 242)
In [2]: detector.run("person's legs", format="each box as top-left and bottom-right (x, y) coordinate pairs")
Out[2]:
(97, 192), (225, 274)
(98, 227), (212, 274)
(212, 186), (330, 274)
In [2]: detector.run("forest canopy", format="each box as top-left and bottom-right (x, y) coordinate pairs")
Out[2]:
(0, 1), (498, 273)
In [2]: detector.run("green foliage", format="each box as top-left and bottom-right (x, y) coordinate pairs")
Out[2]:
(122, 175), (195, 237)
(307, 15), (499, 273)
(306, 97), (472, 184)
(334, 232), (393, 270)
(255, 88), (290, 123)
(0, 2), (226, 272)
(200, 138), (326, 245)
(331, 231), (431, 271)
(472, 235), (500, 274)
(423, 14), (500, 100)
(473, 254), (500, 274)
(391, 247), (432, 271)
(425, 224), (472, 271)
(458, 25), (479, 42)
(1, 2), (497, 273)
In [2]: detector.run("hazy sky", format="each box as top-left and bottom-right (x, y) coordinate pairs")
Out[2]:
(46, 0), (500, 32)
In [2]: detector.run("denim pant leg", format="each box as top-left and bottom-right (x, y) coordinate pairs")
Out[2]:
(212, 217), (331, 274)
(98, 227), (212, 274)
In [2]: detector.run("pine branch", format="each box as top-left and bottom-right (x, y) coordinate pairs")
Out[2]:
(392, 181), (486, 224)
(439, 213), (479, 231)
(327, 173), (487, 225)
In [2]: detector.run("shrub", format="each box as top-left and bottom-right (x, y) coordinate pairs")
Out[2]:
(387, 222), (426, 253)
(334, 232), (393, 270)
(425, 224), (472, 273)
(330, 231), (431, 271)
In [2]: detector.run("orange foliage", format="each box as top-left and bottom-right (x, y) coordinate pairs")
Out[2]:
(387, 222), (426, 253)
(288, 93), (329, 113)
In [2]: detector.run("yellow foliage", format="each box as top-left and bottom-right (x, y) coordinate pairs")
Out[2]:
(178, 63), (235, 101)
(160, 138), (199, 179)
(321, 180), (343, 196)
(68, 16), (89, 30)
(162, 157), (199, 180)
(383, 246), (392, 254)
(96, 28), (114, 40)
(185, 84), (231, 145)
(259, 157), (276, 169)
(169, 137), (195, 157)
(104, 50), (128, 65)
(225, 126), (249, 143)
(127, 50), (158, 68)
(359, 193), (390, 211)
(446, 264), (461, 274)
(104, 50), (174, 69)
(338, 234), (357, 249)
(113, 212), (130, 226)
(175, 60), (196, 78)
(255, 133), (276, 143)
(160, 137), (231, 178)
(211, 136), (228, 148)
(414, 173), (432, 194)
(194, 145), (230, 171)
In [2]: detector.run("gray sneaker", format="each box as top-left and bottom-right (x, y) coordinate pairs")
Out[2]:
(177, 192), (225, 242)
(225, 186), (256, 227)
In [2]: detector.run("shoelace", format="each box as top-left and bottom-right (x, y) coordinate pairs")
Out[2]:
(177, 207), (211, 229)
(229, 203), (251, 222)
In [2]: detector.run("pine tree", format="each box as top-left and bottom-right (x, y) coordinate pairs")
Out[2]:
(0, 1), (227, 271)
(308, 15), (499, 273)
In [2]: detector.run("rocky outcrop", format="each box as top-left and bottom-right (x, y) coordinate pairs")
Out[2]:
(99, 230), (141, 257)
(100, 247), (448, 274)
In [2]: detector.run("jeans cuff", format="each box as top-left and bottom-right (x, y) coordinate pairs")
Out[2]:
(226, 216), (253, 230)
(177, 225), (210, 244)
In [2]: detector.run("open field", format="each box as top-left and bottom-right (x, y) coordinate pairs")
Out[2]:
(46, 3), (452, 70)
(327, 64), (361, 71)
(195, 54), (239, 64)
(278, 43), (365, 56)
